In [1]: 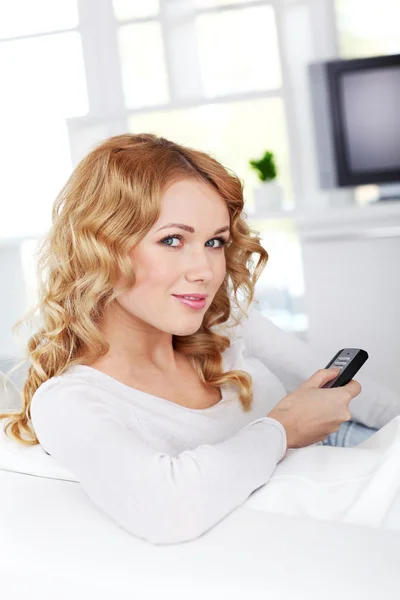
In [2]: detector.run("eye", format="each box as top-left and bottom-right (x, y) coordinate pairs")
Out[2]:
(159, 234), (183, 248)
(206, 236), (227, 250)
(159, 234), (227, 251)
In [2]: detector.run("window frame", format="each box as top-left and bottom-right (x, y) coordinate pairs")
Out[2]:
(68, 0), (299, 195)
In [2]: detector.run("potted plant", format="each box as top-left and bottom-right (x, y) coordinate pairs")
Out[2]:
(249, 150), (283, 215)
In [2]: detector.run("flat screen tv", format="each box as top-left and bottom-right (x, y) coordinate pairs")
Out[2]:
(309, 53), (400, 194)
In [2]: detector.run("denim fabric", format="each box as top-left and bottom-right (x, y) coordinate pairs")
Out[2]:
(322, 420), (379, 448)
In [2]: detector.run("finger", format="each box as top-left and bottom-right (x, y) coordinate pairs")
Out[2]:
(345, 379), (362, 400)
(331, 379), (362, 404)
(302, 368), (341, 389)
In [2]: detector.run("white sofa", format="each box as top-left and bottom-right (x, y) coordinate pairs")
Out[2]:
(2, 466), (400, 600)
(2, 372), (400, 599)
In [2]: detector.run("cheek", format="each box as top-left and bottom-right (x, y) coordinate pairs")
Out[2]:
(133, 255), (172, 288)
(130, 245), (163, 278)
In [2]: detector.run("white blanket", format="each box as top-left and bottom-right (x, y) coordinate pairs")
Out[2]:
(245, 416), (400, 528)
(2, 371), (400, 529)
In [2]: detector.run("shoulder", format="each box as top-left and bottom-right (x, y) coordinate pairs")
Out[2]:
(30, 374), (109, 425)
(32, 373), (96, 402)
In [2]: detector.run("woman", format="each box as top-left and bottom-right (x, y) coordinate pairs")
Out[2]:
(1, 133), (399, 545)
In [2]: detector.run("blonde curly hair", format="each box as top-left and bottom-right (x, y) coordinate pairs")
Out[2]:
(0, 133), (268, 446)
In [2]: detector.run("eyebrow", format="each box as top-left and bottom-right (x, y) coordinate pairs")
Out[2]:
(155, 223), (230, 235)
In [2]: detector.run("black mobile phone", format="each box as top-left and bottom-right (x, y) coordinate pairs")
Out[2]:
(322, 348), (369, 388)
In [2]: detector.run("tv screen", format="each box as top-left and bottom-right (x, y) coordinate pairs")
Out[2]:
(309, 53), (400, 189)
(340, 66), (400, 174)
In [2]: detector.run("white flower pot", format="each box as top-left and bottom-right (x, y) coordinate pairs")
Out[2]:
(252, 181), (283, 215)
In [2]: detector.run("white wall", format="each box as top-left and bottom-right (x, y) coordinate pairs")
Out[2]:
(297, 202), (400, 395)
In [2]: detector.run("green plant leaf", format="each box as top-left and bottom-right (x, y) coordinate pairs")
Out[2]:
(249, 150), (278, 182)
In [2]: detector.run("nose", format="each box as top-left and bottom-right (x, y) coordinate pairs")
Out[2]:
(184, 246), (216, 283)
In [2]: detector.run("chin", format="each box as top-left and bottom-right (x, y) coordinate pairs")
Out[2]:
(171, 322), (203, 336)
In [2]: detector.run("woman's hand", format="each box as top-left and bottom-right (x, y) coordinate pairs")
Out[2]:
(268, 368), (362, 449)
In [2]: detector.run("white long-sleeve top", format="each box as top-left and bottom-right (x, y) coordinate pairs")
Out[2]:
(30, 305), (400, 545)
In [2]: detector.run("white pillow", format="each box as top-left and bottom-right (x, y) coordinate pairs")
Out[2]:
(0, 371), (78, 482)
(0, 370), (22, 412)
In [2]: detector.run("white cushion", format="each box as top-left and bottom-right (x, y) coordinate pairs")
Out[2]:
(0, 371), (78, 482)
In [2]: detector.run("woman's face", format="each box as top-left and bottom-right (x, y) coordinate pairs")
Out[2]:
(115, 177), (231, 335)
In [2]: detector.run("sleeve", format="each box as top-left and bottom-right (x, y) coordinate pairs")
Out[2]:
(30, 379), (287, 546)
(239, 304), (400, 430)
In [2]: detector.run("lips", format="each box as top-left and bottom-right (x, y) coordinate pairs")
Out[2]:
(172, 295), (207, 310)
(173, 294), (208, 300)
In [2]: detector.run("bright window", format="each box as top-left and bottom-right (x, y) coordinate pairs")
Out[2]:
(195, 0), (256, 8)
(118, 21), (170, 108)
(0, 32), (87, 117)
(128, 97), (292, 209)
(0, 0), (78, 39)
(195, 4), (281, 97)
(113, 0), (160, 21)
(335, 0), (400, 58)
(0, 26), (87, 239)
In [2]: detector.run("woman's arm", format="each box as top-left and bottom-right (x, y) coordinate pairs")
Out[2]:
(30, 378), (286, 546)
(238, 304), (400, 430)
